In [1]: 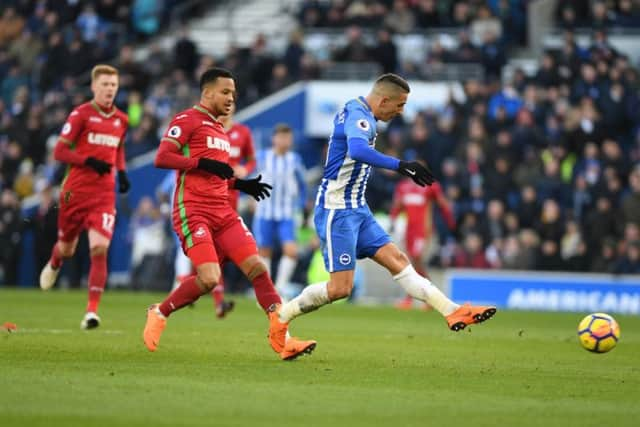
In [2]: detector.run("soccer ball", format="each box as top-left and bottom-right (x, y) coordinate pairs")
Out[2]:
(577, 313), (620, 353)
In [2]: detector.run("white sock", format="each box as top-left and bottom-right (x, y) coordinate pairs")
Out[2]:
(261, 256), (272, 276)
(279, 282), (329, 322)
(392, 265), (459, 316)
(275, 255), (297, 291)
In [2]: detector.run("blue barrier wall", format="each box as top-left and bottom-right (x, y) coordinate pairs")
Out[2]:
(447, 270), (640, 315)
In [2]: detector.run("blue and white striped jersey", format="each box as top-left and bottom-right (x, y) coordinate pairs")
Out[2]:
(315, 96), (378, 210)
(255, 148), (307, 220)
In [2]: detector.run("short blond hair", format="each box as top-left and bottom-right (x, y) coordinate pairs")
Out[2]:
(91, 64), (118, 82)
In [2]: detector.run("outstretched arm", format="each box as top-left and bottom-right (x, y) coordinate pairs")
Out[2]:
(154, 140), (198, 170)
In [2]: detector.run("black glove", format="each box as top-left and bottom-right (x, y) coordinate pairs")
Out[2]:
(397, 160), (435, 187)
(85, 156), (112, 175)
(117, 170), (130, 193)
(234, 175), (272, 201)
(197, 158), (234, 179)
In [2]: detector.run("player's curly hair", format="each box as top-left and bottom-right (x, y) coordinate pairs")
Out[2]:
(200, 67), (235, 91)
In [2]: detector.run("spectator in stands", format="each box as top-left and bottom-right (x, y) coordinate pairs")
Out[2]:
(0, 189), (21, 284)
(584, 195), (620, 256)
(284, 29), (305, 80)
(415, 0), (441, 28)
(174, 27), (198, 76)
(591, 237), (617, 273)
(591, 1), (615, 29)
(622, 169), (640, 226)
(615, 0), (640, 27)
(452, 232), (491, 269)
(333, 26), (370, 63)
(613, 240), (640, 274)
(370, 28), (397, 74)
(28, 180), (58, 273)
(384, 0), (415, 34)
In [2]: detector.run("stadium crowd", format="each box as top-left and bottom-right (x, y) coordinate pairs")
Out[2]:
(2, 0), (640, 286)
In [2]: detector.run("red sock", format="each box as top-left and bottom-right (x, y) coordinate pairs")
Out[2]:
(251, 271), (281, 312)
(50, 243), (64, 269)
(86, 253), (107, 313)
(159, 275), (205, 317)
(211, 283), (224, 306)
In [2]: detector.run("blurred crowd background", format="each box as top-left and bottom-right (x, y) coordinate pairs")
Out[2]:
(1, 0), (640, 288)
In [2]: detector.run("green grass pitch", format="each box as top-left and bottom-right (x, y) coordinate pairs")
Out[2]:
(1, 288), (639, 427)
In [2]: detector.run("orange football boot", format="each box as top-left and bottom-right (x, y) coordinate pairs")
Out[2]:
(267, 304), (287, 353)
(446, 303), (497, 331)
(143, 304), (166, 352)
(281, 337), (317, 361)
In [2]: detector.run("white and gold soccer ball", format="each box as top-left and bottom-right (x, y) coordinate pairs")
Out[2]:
(577, 313), (620, 353)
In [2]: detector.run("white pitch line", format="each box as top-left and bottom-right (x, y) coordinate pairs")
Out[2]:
(9, 328), (125, 335)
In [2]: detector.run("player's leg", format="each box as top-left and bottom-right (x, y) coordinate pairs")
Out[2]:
(79, 229), (111, 329)
(372, 242), (496, 330)
(143, 221), (221, 351)
(210, 251), (234, 319)
(217, 216), (315, 360)
(274, 220), (298, 297)
(396, 234), (425, 310)
(40, 200), (82, 290)
(278, 208), (358, 323)
(253, 216), (274, 275)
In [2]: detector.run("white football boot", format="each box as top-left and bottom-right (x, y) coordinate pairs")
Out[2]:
(81, 312), (101, 330)
(39, 262), (59, 290)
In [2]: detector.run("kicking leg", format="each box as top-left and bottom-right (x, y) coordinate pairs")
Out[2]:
(40, 238), (78, 290)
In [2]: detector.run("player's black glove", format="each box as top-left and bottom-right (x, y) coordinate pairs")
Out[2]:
(197, 158), (234, 179)
(117, 170), (130, 193)
(85, 156), (112, 175)
(234, 175), (272, 201)
(397, 160), (435, 187)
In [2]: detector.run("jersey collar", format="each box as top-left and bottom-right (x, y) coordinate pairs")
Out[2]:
(356, 96), (378, 121)
(91, 100), (116, 118)
(193, 103), (219, 123)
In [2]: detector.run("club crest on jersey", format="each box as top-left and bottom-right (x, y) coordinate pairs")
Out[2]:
(114, 118), (121, 127)
(339, 253), (352, 265)
(206, 136), (230, 153)
(229, 146), (241, 158)
(62, 122), (71, 135)
(88, 132), (120, 147)
(168, 126), (182, 138)
(357, 119), (370, 131)
(194, 226), (206, 237)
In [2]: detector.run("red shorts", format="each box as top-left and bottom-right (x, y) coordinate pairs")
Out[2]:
(57, 190), (116, 242)
(406, 232), (426, 259)
(173, 203), (258, 267)
(227, 189), (240, 212)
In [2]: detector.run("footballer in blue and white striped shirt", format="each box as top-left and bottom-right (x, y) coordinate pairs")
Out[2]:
(253, 124), (307, 296)
(277, 74), (497, 340)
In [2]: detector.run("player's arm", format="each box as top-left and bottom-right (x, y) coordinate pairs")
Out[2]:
(155, 119), (233, 178)
(239, 127), (257, 176)
(389, 184), (404, 222)
(54, 110), (112, 175)
(294, 154), (307, 210)
(345, 111), (434, 186)
(116, 122), (130, 193)
(434, 184), (456, 230)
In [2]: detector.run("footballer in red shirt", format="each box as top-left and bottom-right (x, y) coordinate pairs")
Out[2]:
(143, 68), (316, 360)
(390, 178), (455, 309)
(39, 65), (130, 330)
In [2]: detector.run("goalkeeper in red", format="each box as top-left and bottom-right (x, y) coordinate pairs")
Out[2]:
(39, 65), (130, 330)
(143, 68), (315, 360)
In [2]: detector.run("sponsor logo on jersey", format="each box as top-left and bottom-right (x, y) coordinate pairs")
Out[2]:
(202, 121), (215, 127)
(62, 123), (72, 135)
(229, 146), (241, 158)
(89, 116), (102, 123)
(194, 226), (206, 237)
(339, 253), (351, 265)
(229, 131), (239, 139)
(87, 132), (120, 147)
(206, 136), (231, 153)
(168, 126), (181, 138)
(114, 118), (121, 127)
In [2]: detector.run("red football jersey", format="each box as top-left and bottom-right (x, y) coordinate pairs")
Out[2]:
(161, 104), (232, 207)
(59, 101), (128, 195)
(226, 122), (256, 171)
(392, 179), (447, 234)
